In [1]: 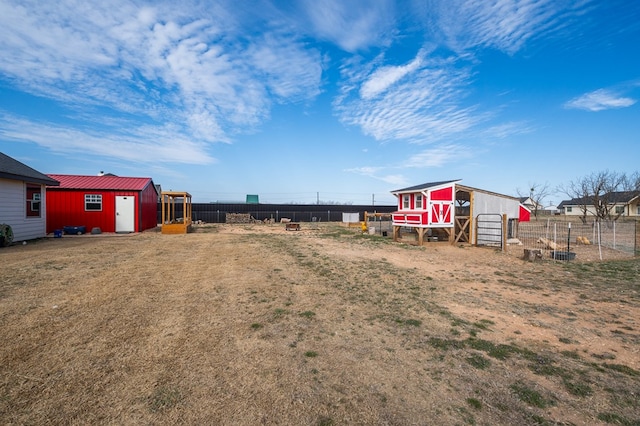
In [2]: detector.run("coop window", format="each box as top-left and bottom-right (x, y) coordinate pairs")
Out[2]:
(85, 194), (102, 211)
(415, 194), (423, 209)
(566, 206), (572, 213)
(614, 206), (624, 215)
(26, 185), (41, 218)
(403, 195), (410, 209)
(637, 206), (640, 215)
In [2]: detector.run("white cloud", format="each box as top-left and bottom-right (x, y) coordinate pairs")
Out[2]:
(483, 121), (534, 139)
(564, 89), (636, 111)
(344, 166), (407, 186)
(406, 144), (472, 168)
(0, 114), (215, 165)
(335, 50), (481, 143)
(0, 0), (324, 156)
(360, 53), (423, 100)
(246, 33), (323, 101)
(421, 0), (592, 54)
(301, 0), (395, 52)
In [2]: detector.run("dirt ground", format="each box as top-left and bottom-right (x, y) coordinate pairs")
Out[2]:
(1, 223), (638, 425)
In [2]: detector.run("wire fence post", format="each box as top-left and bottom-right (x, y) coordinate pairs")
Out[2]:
(597, 221), (602, 260)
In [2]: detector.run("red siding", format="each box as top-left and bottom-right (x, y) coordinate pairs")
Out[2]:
(139, 182), (159, 230)
(47, 190), (136, 233)
(430, 187), (453, 201)
(392, 212), (428, 226)
(46, 178), (158, 234)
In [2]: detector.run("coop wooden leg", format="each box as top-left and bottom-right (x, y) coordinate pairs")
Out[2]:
(393, 226), (400, 242)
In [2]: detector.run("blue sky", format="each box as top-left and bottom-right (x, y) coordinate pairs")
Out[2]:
(1, 0), (638, 206)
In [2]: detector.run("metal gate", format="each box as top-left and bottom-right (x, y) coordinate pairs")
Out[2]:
(476, 214), (504, 249)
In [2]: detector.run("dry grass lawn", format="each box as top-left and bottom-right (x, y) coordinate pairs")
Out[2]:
(1, 223), (639, 425)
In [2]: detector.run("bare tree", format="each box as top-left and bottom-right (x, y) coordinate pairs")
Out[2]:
(627, 171), (640, 191)
(559, 170), (637, 222)
(517, 182), (552, 219)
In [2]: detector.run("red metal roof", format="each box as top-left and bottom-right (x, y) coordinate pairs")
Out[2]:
(46, 174), (153, 191)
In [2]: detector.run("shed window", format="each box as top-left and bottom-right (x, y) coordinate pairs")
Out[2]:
(614, 206), (624, 215)
(415, 194), (423, 209)
(637, 206), (640, 215)
(403, 195), (410, 209)
(566, 206), (572, 213)
(26, 185), (41, 218)
(85, 194), (102, 211)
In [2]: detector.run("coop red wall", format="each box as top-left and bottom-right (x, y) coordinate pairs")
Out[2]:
(430, 186), (453, 201)
(46, 190), (139, 233)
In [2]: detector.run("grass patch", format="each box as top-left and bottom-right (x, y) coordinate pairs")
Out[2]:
(563, 380), (593, 397)
(274, 308), (289, 317)
(510, 382), (552, 408)
(299, 310), (316, 318)
(601, 363), (639, 377)
(472, 319), (495, 330)
(428, 337), (465, 351)
(466, 398), (482, 410)
(305, 351), (318, 358)
(148, 386), (182, 413)
(465, 353), (491, 370)
(317, 416), (334, 426)
(466, 338), (518, 360)
(250, 323), (263, 329)
(597, 412), (638, 425)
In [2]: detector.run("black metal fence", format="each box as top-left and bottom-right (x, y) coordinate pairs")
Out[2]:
(157, 203), (396, 224)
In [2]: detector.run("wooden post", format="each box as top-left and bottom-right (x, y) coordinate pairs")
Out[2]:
(502, 214), (508, 252)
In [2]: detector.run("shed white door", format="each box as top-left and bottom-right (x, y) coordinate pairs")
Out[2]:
(115, 196), (135, 233)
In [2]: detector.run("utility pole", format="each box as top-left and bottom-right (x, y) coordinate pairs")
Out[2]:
(372, 194), (375, 206)
(317, 192), (319, 205)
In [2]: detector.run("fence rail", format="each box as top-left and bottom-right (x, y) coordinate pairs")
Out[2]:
(157, 203), (396, 224)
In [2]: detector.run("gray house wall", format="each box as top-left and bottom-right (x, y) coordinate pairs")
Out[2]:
(0, 177), (48, 242)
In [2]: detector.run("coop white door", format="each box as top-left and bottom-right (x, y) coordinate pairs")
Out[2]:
(115, 196), (135, 233)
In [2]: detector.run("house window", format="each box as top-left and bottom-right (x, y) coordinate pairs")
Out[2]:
(566, 206), (572, 213)
(26, 185), (41, 217)
(85, 194), (102, 211)
(403, 195), (410, 209)
(614, 206), (624, 215)
(637, 206), (640, 215)
(415, 194), (423, 209)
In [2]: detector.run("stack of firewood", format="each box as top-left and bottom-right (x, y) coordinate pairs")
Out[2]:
(226, 213), (258, 224)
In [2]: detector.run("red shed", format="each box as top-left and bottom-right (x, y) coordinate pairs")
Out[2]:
(45, 174), (158, 234)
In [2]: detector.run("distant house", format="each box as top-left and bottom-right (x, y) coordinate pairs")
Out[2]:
(0, 152), (60, 243)
(519, 196), (544, 212)
(390, 180), (530, 245)
(46, 174), (158, 234)
(558, 192), (640, 218)
(608, 192), (640, 217)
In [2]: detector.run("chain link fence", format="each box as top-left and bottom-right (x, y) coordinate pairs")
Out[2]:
(515, 219), (638, 261)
